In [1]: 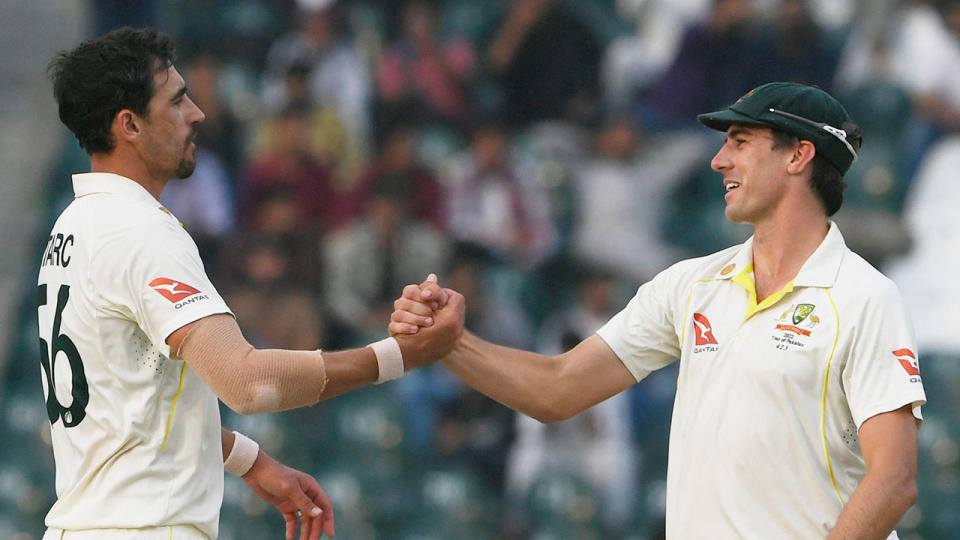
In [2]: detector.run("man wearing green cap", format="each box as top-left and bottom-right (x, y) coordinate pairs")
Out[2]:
(389, 82), (926, 539)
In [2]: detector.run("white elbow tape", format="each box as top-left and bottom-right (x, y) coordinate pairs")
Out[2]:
(224, 431), (260, 477)
(369, 336), (404, 384)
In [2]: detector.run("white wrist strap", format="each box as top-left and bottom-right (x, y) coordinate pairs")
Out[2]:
(224, 431), (260, 477)
(369, 336), (404, 384)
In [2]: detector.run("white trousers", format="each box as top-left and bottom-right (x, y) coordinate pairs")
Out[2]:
(43, 525), (210, 539)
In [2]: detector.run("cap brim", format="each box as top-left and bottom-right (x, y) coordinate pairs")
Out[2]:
(697, 109), (771, 132)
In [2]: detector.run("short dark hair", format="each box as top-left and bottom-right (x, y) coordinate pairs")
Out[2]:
(770, 128), (847, 216)
(48, 27), (176, 155)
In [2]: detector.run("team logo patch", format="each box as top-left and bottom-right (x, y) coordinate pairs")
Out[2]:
(692, 313), (719, 348)
(149, 278), (200, 303)
(893, 348), (920, 377)
(735, 88), (756, 104)
(774, 303), (819, 337)
(792, 304), (815, 325)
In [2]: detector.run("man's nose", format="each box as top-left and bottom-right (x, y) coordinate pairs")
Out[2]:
(710, 145), (730, 171)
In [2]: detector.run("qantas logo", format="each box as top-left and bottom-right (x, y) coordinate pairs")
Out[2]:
(893, 348), (920, 378)
(692, 313), (719, 346)
(149, 278), (200, 303)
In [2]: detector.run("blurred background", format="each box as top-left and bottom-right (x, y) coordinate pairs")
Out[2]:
(1, 0), (959, 538)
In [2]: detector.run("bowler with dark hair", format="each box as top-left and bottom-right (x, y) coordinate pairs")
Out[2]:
(40, 26), (463, 540)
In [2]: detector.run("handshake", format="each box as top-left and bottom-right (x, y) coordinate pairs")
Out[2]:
(388, 273), (467, 371)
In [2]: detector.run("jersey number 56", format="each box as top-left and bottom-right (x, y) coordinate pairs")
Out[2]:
(37, 283), (89, 427)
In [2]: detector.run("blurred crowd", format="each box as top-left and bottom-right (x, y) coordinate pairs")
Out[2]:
(14, 0), (960, 538)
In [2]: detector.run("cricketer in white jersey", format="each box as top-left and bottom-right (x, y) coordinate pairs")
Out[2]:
(39, 26), (468, 539)
(38, 172), (231, 537)
(597, 221), (926, 537)
(38, 24), (477, 540)
(389, 82), (926, 539)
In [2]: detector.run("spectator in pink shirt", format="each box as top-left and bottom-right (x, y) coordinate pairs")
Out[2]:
(377, 0), (476, 126)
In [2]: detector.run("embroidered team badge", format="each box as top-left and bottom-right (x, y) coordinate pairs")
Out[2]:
(893, 348), (921, 381)
(775, 303), (819, 337)
(149, 278), (200, 303)
(772, 303), (821, 351)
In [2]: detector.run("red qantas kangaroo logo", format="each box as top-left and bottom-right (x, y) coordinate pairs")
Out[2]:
(692, 313), (719, 346)
(149, 278), (200, 303)
(893, 348), (919, 376)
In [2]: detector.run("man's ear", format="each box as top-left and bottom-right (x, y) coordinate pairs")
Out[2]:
(114, 109), (142, 143)
(786, 139), (816, 175)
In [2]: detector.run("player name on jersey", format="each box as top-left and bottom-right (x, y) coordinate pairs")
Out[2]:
(42, 232), (75, 268)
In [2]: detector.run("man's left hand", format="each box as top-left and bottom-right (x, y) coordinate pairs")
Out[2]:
(242, 451), (335, 540)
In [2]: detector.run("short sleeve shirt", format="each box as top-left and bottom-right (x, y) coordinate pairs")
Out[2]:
(36, 173), (231, 538)
(597, 222), (925, 538)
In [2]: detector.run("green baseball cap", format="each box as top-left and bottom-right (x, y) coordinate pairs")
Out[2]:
(698, 82), (860, 174)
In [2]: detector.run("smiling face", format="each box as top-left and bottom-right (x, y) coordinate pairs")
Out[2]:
(138, 64), (205, 180)
(710, 124), (797, 224)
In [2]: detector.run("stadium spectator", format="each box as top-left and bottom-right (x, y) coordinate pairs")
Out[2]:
(443, 121), (555, 269)
(641, 0), (756, 129)
(322, 176), (451, 347)
(376, 0), (476, 128)
(261, 0), (372, 148)
(887, 0), (960, 181)
(743, 0), (841, 91)
(342, 123), (447, 229)
(486, 0), (601, 127)
(220, 233), (325, 351)
(885, 135), (960, 356)
(571, 111), (707, 284)
(240, 102), (339, 231)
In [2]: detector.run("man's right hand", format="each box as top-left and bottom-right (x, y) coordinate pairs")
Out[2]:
(392, 274), (464, 368)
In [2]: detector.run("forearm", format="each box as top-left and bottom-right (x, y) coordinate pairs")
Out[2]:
(827, 468), (917, 539)
(314, 347), (379, 400)
(441, 331), (567, 421)
(180, 314), (385, 414)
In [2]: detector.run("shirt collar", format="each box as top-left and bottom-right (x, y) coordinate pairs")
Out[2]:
(714, 221), (847, 288)
(72, 172), (159, 205)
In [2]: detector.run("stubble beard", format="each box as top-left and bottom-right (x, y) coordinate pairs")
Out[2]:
(175, 156), (196, 179)
(174, 140), (198, 179)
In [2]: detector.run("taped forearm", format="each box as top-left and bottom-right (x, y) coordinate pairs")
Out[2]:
(177, 314), (328, 414)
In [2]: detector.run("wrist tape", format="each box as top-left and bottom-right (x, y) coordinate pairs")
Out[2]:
(369, 337), (404, 384)
(224, 431), (259, 477)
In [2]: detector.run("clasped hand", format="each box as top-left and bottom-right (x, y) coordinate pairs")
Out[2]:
(390, 274), (464, 364)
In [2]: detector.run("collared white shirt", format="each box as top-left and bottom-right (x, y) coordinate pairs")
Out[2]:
(37, 173), (231, 538)
(597, 222), (925, 539)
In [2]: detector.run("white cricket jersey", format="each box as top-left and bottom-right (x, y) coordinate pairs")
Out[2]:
(597, 222), (926, 539)
(36, 173), (232, 538)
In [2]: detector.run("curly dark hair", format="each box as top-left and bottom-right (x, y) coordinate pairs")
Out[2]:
(48, 27), (176, 155)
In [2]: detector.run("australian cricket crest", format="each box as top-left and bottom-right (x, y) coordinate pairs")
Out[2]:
(772, 303), (820, 350)
(792, 304), (815, 325)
